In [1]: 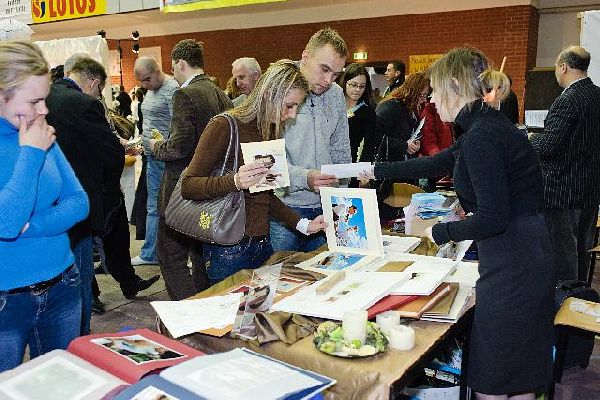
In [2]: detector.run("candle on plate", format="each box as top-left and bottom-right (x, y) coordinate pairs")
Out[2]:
(389, 325), (415, 350)
(375, 311), (400, 336)
(342, 310), (367, 344)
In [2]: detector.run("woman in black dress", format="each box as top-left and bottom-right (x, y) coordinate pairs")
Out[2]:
(365, 47), (554, 399)
(338, 63), (377, 164)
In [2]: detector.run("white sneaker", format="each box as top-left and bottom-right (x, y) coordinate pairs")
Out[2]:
(131, 255), (157, 266)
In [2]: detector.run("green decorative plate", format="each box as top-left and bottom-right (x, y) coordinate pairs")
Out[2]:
(313, 321), (388, 358)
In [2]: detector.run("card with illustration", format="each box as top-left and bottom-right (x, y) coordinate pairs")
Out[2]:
(231, 264), (282, 340)
(240, 139), (290, 193)
(320, 187), (384, 257)
(90, 334), (185, 365)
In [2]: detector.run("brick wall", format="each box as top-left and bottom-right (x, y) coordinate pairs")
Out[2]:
(109, 5), (538, 122)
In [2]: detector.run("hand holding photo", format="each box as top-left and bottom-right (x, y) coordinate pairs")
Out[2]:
(240, 139), (290, 193)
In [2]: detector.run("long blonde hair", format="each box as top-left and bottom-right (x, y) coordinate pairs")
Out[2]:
(0, 41), (48, 99)
(228, 59), (309, 141)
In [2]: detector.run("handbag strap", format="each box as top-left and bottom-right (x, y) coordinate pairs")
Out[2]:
(215, 113), (240, 177)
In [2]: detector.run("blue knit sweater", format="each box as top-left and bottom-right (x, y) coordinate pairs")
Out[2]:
(0, 117), (89, 290)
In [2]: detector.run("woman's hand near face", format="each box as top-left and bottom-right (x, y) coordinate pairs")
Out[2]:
(407, 139), (420, 155)
(18, 115), (55, 151)
(235, 162), (268, 190)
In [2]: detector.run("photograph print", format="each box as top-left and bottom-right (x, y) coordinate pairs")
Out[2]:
(320, 187), (383, 257)
(91, 334), (185, 365)
(240, 138), (290, 193)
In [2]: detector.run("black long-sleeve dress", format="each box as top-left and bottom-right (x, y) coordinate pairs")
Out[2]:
(348, 102), (376, 163)
(375, 100), (554, 395)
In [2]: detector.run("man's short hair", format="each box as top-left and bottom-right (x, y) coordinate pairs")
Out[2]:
(232, 57), (261, 75)
(306, 27), (347, 58)
(389, 60), (406, 76)
(134, 56), (160, 74)
(171, 39), (204, 69)
(557, 46), (591, 72)
(69, 58), (107, 85)
(64, 53), (90, 75)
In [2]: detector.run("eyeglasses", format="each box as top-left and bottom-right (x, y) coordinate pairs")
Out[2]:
(418, 93), (430, 99)
(347, 82), (366, 90)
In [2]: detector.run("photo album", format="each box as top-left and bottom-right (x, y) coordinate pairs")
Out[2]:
(296, 187), (385, 274)
(240, 138), (290, 193)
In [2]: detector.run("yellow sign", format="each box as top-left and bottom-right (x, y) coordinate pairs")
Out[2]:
(32, 0), (106, 23)
(409, 54), (443, 75)
(161, 0), (286, 13)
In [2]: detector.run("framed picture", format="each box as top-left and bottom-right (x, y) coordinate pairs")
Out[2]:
(320, 187), (383, 257)
(240, 139), (290, 193)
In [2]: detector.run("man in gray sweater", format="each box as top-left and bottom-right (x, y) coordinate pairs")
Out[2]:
(270, 28), (351, 252)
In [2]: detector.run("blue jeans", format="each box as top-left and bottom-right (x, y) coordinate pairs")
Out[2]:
(204, 236), (274, 285)
(140, 155), (164, 262)
(0, 265), (82, 372)
(72, 234), (93, 335)
(270, 206), (326, 252)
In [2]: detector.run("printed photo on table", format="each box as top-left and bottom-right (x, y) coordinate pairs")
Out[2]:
(91, 335), (185, 364)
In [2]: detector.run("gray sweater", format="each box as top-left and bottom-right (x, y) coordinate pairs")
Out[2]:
(276, 83), (351, 208)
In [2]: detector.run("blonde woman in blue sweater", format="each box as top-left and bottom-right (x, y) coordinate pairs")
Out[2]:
(0, 41), (89, 372)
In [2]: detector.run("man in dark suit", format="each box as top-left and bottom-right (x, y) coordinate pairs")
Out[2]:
(383, 60), (405, 97)
(147, 39), (233, 300)
(531, 46), (600, 282)
(46, 58), (159, 332)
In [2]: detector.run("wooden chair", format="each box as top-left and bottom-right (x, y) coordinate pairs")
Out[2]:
(383, 183), (424, 208)
(547, 297), (600, 399)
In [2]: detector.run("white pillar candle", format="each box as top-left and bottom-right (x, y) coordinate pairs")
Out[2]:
(389, 325), (416, 350)
(375, 311), (401, 336)
(342, 310), (368, 344)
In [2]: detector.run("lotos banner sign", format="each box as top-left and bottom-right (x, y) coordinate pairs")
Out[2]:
(32, 0), (106, 23)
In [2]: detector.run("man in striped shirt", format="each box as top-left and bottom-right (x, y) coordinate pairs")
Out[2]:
(531, 46), (600, 282)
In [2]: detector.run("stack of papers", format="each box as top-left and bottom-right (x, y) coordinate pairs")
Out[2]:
(151, 293), (241, 338)
(271, 272), (409, 320)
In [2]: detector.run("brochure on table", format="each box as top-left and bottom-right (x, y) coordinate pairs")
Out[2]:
(160, 348), (335, 400)
(296, 187), (384, 275)
(240, 139), (290, 193)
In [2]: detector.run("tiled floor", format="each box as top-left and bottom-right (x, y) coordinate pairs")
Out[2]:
(90, 226), (600, 399)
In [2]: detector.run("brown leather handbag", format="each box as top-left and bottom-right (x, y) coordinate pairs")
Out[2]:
(165, 114), (245, 245)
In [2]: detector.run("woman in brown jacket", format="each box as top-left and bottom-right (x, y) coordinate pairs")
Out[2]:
(182, 60), (327, 284)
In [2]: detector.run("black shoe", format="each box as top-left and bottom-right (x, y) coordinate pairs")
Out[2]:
(92, 297), (106, 314)
(122, 275), (160, 299)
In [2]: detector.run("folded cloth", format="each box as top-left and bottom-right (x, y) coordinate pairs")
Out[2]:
(254, 311), (321, 345)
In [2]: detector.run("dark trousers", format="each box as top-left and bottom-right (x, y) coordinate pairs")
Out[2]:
(96, 198), (142, 295)
(544, 207), (598, 282)
(157, 217), (208, 300)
